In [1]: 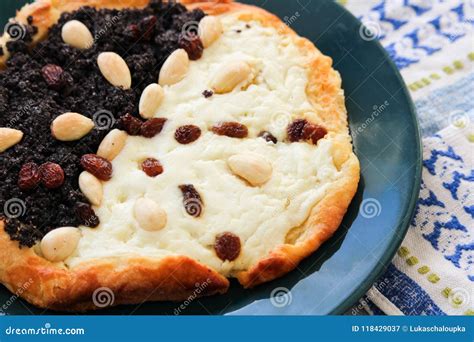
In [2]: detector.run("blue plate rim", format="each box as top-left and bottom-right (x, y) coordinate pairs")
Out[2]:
(327, 1), (423, 315)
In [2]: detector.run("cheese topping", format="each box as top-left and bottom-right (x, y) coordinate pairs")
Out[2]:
(66, 14), (343, 276)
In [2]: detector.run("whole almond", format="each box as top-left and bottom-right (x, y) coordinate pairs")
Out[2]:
(227, 153), (272, 186)
(51, 112), (94, 141)
(79, 171), (103, 206)
(0, 127), (23, 152)
(40, 227), (81, 262)
(211, 61), (251, 94)
(199, 16), (223, 48)
(158, 49), (189, 86)
(97, 129), (128, 161)
(134, 198), (167, 232)
(139, 83), (164, 119)
(61, 20), (94, 49)
(97, 52), (132, 89)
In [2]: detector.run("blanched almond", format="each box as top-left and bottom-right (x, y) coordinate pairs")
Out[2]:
(199, 16), (223, 48)
(228, 153), (272, 186)
(158, 49), (189, 86)
(211, 61), (251, 94)
(139, 83), (164, 119)
(97, 129), (127, 161)
(97, 52), (131, 89)
(51, 112), (94, 141)
(79, 171), (103, 206)
(61, 20), (94, 49)
(40, 227), (81, 262)
(0, 127), (23, 152)
(134, 198), (167, 232)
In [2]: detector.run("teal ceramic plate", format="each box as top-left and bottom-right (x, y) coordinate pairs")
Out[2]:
(0, 0), (422, 315)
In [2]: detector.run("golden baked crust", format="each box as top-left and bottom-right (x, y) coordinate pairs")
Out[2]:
(0, 221), (229, 311)
(0, 0), (360, 310)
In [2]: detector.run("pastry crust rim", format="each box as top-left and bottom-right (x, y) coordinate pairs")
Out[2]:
(0, 0), (360, 311)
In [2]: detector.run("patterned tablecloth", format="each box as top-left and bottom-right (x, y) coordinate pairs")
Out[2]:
(342, 0), (473, 316)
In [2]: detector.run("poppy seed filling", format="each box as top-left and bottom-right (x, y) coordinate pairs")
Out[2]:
(0, 1), (205, 247)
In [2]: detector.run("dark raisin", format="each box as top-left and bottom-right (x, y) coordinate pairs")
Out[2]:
(39, 162), (65, 189)
(215, 232), (241, 261)
(287, 119), (307, 142)
(212, 122), (248, 138)
(258, 131), (277, 144)
(124, 24), (140, 41)
(41, 64), (64, 90)
(179, 184), (203, 217)
(138, 15), (157, 41)
(202, 90), (213, 98)
(141, 158), (163, 177)
(0, 47), (3, 57)
(174, 125), (201, 144)
(178, 33), (204, 60)
(18, 162), (41, 190)
(75, 202), (100, 227)
(140, 118), (167, 138)
(80, 154), (113, 181)
(287, 119), (327, 144)
(27, 16), (34, 25)
(302, 123), (327, 144)
(235, 29), (242, 33)
(118, 113), (143, 136)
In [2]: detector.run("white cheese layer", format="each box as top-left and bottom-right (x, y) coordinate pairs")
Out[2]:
(66, 14), (343, 276)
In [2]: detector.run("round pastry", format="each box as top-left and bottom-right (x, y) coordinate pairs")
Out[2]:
(0, 0), (360, 311)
